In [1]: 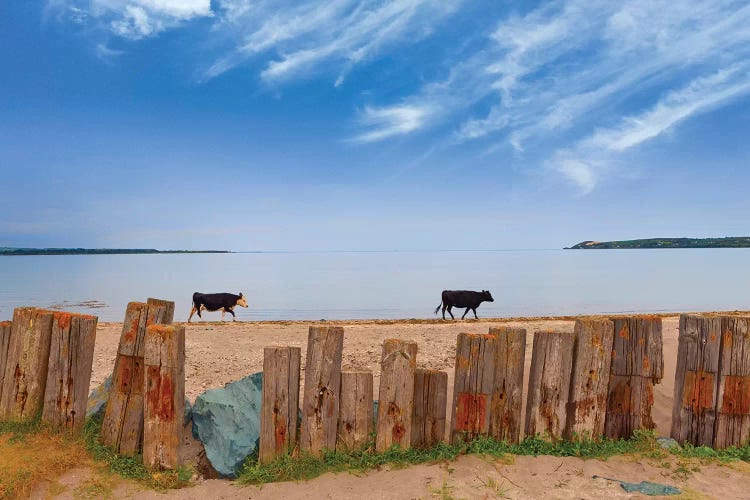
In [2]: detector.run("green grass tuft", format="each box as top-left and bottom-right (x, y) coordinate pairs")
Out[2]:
(238, 430), (750, 486)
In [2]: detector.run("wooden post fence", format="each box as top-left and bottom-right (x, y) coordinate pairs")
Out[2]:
(42, 312), (98, 433)
(338, 370), (374, 452)
(143, 324), (185, 470)
(451, 333), (497, 443)
(411, 368), (447, 448)
(488, 326), (526, 444)
(300, 326), (344, 456)
(101, 302), (167, 455)
(0, 321), (11, 402)
(714, 316), (750, 449)
(605, 316), (664, 440)
(0, 308), (54, 420)
(146, 298), (175, 325)
(260, 346), (301, 464)
(670, 314), (750, 449)
(525, 330), (574, 441)
(565, 319), (614, 440)
(376, 339), (417, 452)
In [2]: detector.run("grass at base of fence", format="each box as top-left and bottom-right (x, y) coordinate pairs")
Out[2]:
(0, 415), (193, 497)
(237, 430), (750, 485)
(81, 414), (193, 490)
(0, 418), (91, 498)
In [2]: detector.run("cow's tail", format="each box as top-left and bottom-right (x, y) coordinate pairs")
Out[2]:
(434, 301), (442, 315)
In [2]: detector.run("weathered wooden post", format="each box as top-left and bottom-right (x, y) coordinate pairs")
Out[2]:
(605, 316), (664, 440)
(300, 325), (344, 456)
(260, 346), (301, 463)
(713, 316), (750, 449)
(146, 298), (175, 325)
(411, 368), (447, 448)
(376, 339), (417, 452)
(0, 321), (11, 401)
(488, 326), (526, 444)
(338, 370), (374, 452)
(525, 330), (575, 441)
(451, 333), (497, 443)
(565, 319), (614, 440)
(143, 324), (185, 470)
(42, 312), (98, 433)
(101, 302), (167, 455)
(0, 308), (54, 420)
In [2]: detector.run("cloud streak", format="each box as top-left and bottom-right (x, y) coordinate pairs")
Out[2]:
(51, 0), (750, 193)
(357, 0), (750, 191)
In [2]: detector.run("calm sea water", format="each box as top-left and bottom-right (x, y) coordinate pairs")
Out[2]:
(0, 249), (748, 322)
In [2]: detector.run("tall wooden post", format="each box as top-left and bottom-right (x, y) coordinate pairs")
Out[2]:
(146, 298), (175, 325)
(0, 308), (54, 420)
(605, 316), (663, 440)
(376, 339), (417, 452)
(42, 312), (98, 433)
(101, 302), (167, 455)
(260, 346), (301, 463)
(565, 319), (614, 440)
(0, 321), (11, 402)
(451, 333), (497, 443)
(525, 330), (574, 441)
(338, 370), (374, 452)
(488, 326), (526, 444)
(713, 316), (750, 449)
(412, 368), (447, 448)
(300, 326), (344, 456)
(143, 324), (185, 470)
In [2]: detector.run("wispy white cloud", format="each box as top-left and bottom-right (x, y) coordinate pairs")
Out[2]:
(50, 0), (750, 193)
(358, 0), (750, 190)
(353, 104), (434, 143)
(551, 63), (750, 192)
(50, 0), (212, 40)
(207, 0), (462, 84)
(94, 42), (124, 61)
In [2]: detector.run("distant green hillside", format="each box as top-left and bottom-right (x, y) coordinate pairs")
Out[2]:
(0, 247), (231, 256)
(566, 237), (750, 249)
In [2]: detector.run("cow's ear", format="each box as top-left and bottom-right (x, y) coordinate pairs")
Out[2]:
(239, 292), (243, 297)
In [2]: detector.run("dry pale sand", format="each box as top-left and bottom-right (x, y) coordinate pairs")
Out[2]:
(80, 315), (750, 499)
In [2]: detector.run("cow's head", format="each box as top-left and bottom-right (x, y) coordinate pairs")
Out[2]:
(482, 290), (494, 302)
(236, 293), (249, 308)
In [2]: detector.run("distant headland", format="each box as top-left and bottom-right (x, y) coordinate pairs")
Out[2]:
(565, 237), (750, 249)
(0, 247), (231, 256)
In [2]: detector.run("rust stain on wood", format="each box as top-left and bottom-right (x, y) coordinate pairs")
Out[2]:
(124, 318), (139, 343)
(146, 366), (174, 422)
(723, 329), (733, 347)
(455, 393), (487, 432)
(683, 370), (715, 413)
(721, 375), (750, 415)
(618, 324), (630, 339)
(53, 312), (72, 330)
(609, 380), (632, 415)
(392, 424), (406, 442)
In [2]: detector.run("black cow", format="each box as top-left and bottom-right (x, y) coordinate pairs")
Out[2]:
(188, 292), (249, 322)
(434, 290), (494, 320)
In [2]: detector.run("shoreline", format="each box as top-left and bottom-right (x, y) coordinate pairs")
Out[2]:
(94, 309), (750, 327)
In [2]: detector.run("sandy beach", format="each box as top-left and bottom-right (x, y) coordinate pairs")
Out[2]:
(74, 314), (750, 499)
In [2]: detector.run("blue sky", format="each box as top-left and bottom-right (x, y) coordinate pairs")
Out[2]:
(1, 0), (749, 251)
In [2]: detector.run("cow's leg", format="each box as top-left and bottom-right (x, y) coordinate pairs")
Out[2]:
(461, 307), (470, 320)
(220, 309), (226, 321)
(227, 307), (236, 321)
(441, 304), (447, 320)
(447, 306), (455, 320)
(188, 306), (197, 323)
(472, 308), (478, 319)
